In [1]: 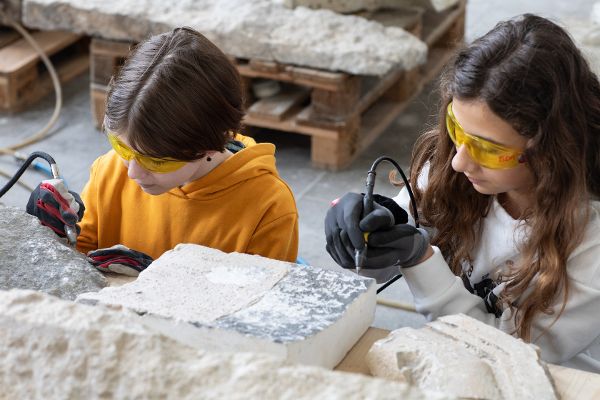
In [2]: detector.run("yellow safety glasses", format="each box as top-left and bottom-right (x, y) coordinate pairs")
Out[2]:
(107, 133), (188, 173)
(446, 102), (525, 169)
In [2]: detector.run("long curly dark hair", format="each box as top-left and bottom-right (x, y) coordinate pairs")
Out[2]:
(408, 14), (600, 340)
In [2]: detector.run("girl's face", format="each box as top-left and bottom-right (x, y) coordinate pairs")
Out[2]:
(450, 99), (535, 211)
(114, 134), (212, 195)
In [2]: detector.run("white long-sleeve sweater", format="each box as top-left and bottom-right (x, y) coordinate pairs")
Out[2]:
(376, 183), (600, 372)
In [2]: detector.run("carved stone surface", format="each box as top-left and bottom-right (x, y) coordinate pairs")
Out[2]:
(0, 206), (107, 300)
(23, 0), (427, 75)
(282, 0), (459, 13)
(0, 289), (451, 399)
(78, 244), (376, 368)
(367, 314), (558, 400)
(0, 0), (21, 25)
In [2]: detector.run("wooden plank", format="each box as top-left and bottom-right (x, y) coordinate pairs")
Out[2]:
(90, 85), (108, 128)
(310, 75), (361, 121)
(246, 85), (310, 121)
(422, 0), (466, 47)
(3, 50), (89, 112)
(421, 45), (458, 83)
(311, 116), (360, 170)
(243, 105), (340, 140)
(249, 59), (282, 74)
(356, 6), (424, 38)
(358, 99), (411, 153)
(295, 105), (348, 130)
(90, 37), (132, 57)
(0, 31), (81, 74)
(335, 327), (388, 374)
(237, 62), (348, 92)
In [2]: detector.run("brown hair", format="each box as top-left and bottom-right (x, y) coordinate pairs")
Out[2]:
(104, 27), (244, 161)
(407, 14), (600, 340)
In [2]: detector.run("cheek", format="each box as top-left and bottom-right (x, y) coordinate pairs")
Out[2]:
(152, 164), (197, 187)
(488, 166), (534, 190)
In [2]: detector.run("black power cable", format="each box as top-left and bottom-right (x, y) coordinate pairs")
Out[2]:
(0, 151), (58, 198)
(360, 156), (420, 295)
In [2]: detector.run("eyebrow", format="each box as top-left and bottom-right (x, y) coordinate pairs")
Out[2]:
(469, 132), (507, 146)
(452, 110), (510, 147)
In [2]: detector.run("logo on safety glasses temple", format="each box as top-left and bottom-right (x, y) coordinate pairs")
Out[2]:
(499, 154), (516, 162)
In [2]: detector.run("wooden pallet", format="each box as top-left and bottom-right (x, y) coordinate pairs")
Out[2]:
(0, 27), (89, 112)
(89, 0), (465, 169)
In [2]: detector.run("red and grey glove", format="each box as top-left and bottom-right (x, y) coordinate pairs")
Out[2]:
(26, 179), (84, 240)
(87, 245), (154, 276)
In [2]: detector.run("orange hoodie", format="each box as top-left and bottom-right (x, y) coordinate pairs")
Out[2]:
(77, 138), (298, 262)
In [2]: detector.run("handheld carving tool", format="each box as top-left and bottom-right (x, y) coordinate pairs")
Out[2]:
(354, 168), (376, 275)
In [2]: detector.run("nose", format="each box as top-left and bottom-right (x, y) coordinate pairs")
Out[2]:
(451, 144), (478, 174)
(127, 158), (149, 180)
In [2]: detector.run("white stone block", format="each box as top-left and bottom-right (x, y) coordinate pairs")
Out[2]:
(367, 314), (558, 400)
(22, 0), (427, 75)
(0, 289), (452, 399)
(78, 244), (376, 369)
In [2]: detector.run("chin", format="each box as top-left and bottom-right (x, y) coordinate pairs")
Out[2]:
(471, 183), (496, 195)
(139, 185), (166, 195)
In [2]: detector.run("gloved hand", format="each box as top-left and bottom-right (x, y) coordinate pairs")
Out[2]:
(325, 192), (408, 269)
(87, 245), (154, 276)
(26, 179), (85, 240)
(359, 224), (430, 268)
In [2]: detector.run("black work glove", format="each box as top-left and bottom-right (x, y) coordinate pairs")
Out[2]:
(26, 179), (85, 239)
(325, 192), (408, 269)
(87, 245), (154, 277)
(360, 224), (430, 268)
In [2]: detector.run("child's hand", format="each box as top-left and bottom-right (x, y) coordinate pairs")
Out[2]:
(26, 179), (85, 241)
(363, 225), (430, 268)
(87, 245), (153, 276)
(325, 192), (408, 269)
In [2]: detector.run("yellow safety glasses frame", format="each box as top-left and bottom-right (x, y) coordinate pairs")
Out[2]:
(446, 102), (526, 169)
(107, 133), (188, 174)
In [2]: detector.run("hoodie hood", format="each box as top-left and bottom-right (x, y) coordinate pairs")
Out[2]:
(168, 142), (279, 200)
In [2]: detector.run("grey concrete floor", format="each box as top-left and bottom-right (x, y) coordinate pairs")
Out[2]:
(0, 0), (596, 331)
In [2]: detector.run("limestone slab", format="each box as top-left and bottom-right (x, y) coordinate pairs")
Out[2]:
(564, 14), (600, 79)
(78, 244), (376, 368)
(0, 289), (452, 399)
(0, 206), (107, 300)
(367, 314), (558, 400)
(282, 0), (459, 13)
(23, 0), (427, 76)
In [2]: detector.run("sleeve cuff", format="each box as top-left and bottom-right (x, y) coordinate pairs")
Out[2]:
(402, 246), (457, 300)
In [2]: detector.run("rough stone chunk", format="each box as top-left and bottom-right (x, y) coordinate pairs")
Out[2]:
(0, 206), (107, 300)
(78, 244), (376, 368)
(366, 314), (558, 400)
(23, 0), (427, 75)
(282, 0), (459, 13)
(563, 10), (600, 79)
(0, 289), (451, 399)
